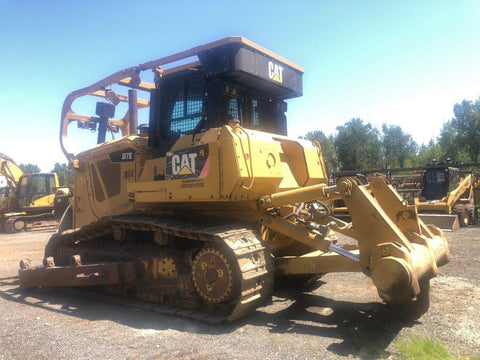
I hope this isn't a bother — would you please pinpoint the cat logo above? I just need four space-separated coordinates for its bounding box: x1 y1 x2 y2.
172 153 197 176
166 145 209 180
268 61 283 84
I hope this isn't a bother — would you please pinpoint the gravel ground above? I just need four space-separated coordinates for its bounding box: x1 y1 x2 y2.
0 228 479 360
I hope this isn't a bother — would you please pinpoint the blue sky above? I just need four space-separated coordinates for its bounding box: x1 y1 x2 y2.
1 1 479 172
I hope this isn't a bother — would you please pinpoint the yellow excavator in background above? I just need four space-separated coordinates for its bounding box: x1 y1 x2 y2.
0 153 71 233
19 37 450 321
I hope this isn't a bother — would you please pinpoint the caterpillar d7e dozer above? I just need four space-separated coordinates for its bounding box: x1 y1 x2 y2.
19 37 450 321
0 153 70 233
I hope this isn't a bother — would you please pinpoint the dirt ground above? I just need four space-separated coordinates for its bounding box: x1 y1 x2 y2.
0 228 479 360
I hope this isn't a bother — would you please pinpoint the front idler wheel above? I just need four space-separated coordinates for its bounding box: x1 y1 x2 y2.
5 218 26 233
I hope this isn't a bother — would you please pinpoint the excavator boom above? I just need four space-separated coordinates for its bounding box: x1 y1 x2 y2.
0 152 24 195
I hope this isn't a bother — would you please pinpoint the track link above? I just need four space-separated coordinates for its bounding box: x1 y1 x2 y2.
45 213 274 321
4 213 58 233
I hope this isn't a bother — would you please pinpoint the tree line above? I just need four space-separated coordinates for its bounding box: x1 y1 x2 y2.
19 163 73 187
304 97 480 173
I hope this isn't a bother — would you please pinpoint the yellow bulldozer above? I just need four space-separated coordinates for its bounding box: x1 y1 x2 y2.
0 153 71 232
19 37 450 321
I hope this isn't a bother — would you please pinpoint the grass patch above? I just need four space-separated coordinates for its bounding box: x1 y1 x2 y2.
346 325 389 359
395 337 451 360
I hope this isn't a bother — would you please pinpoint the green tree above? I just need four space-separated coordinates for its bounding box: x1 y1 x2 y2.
303 130 337 173
448 98 480 162
19 163 41 174
334 118 382 170
414 140 443 167
51 162 73 186
381 124 417 168
437 119 469 162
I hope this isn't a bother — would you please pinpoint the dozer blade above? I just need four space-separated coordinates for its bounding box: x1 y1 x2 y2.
419 214 460 231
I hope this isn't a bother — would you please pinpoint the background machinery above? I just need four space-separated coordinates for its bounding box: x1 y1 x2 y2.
0 153 70 232
19 37 450 321
331 161 480 231
415 160 479 230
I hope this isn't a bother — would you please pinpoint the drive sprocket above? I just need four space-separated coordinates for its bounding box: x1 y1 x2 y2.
192 247 236 304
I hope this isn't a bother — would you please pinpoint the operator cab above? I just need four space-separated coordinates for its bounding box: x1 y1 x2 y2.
16 173 57 208
59 37 304 163
421 165 460 200
148 41 303 155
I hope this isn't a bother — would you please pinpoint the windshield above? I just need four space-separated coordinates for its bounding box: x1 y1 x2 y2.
423 169 447 200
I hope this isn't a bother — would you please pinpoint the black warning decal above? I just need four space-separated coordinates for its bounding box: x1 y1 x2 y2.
166 144 209 180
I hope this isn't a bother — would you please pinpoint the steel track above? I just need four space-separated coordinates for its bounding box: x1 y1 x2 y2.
44 213 275 322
